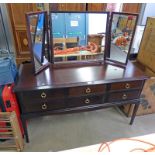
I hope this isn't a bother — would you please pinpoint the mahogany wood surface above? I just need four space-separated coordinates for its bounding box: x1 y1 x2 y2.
14 60 147 91
14 60 148 143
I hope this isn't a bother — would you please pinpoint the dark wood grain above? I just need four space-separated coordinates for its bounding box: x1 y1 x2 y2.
14 60 148 92
23 99 66 113
14 60 148 143
107 90 140 102
110 80 143 91
67 95 105 108
69 85 106 97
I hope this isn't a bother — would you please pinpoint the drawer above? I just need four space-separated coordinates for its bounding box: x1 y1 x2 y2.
22 89 65 101
23 99 65 113
67 95 104 108
69 85 106 97
110 80 143 91
107 90 140 102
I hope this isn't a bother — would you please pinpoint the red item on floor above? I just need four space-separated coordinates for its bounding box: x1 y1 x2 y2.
0 84 24 135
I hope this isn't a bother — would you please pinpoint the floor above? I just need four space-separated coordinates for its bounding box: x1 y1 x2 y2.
22 107 155 152
110 43 127 63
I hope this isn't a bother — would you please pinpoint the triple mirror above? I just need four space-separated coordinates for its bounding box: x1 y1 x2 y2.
26 11 138 74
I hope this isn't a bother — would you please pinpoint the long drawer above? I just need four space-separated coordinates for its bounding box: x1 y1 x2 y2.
110 80 143 91
21 89 65 101
69 85 106 97
67 95 105 108
107 90 141 102
23 99 65 113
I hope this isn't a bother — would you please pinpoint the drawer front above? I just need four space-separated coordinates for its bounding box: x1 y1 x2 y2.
110 80 143 91
69 85 106 97
22 89 65 101
23 99 65 113
107 90 140 102
67 95 104 108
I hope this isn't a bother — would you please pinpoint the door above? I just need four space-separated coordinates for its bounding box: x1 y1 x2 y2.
87 3 107 11
122 3 142 13
65 13 86 45
51 13 66 38
50 3 86 11
7 3 37 64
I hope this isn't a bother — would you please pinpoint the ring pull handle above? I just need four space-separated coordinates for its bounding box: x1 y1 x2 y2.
42 103 47 110
41 92 46 98
85 87 91 94
122 94 127 100
125 83 130 89
85 98 90 104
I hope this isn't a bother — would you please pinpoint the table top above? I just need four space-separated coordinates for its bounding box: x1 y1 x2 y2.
14 60 148 91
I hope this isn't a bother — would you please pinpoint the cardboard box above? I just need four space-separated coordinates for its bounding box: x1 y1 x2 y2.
137 17 155 73
122 73 155 117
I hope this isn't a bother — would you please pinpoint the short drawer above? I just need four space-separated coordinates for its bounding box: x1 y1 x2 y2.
22 89 65 101
23 99 65 113
107 90 140 102
110 80 143 91
69 85 106 97
67 95 104 108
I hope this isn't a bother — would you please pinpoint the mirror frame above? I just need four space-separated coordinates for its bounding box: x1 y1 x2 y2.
25 11 50 75
105 12 138 67
49 11 110 67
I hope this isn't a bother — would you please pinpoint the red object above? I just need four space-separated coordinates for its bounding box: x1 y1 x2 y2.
1 84 24 135
128 16 134 20
0 108 7 133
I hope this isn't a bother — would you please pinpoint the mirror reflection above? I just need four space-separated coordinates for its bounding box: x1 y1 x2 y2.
51 12 108 62
109 13 137 64
27 12 49 74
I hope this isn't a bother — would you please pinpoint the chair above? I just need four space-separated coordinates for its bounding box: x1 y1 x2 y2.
53 37 79 61
88 34 104 53
53 37 79 50
65 37 79 48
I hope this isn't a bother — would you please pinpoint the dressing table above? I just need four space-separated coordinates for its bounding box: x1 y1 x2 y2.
14 11 148 142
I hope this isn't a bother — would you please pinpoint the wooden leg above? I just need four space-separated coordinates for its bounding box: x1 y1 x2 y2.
130 103 140 125
21 117 29 143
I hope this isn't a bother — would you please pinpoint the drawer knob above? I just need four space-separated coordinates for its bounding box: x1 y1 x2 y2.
125 83 130 89
42 103 47 110
41 92 46 98
85 98 90 104
122 94 127 100
85 87 91 94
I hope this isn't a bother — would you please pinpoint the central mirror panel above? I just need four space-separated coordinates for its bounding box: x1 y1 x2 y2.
50 12 109 63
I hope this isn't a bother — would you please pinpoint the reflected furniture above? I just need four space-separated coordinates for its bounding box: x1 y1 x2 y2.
88 34 104 53
53 37 79 49
14 11 148 143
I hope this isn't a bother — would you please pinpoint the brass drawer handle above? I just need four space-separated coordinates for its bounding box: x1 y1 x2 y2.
125 83 130 89
85 87 91 94
122 94 127 100
42 103 47 110
85 98 90 104
41 92 46 98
